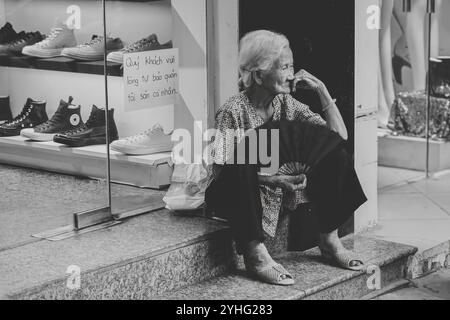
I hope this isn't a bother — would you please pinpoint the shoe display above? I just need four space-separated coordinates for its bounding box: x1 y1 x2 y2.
0 31 25 54
22 23 76 58
20 96 83 142
53 105 118 147
0 98 48 137
110 124 173 155
1 31 45 55
0 22 18 45
106 34 172 64
0 96 13 124
61 35 124 61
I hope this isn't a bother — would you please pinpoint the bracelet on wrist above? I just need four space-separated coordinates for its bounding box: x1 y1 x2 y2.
322 98 337 112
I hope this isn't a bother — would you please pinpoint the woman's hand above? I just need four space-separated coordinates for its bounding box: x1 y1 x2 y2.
291 69 334 109
291 69 325 92
274 174 307 192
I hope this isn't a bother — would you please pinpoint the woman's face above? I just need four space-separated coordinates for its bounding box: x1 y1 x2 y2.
260 46 295 94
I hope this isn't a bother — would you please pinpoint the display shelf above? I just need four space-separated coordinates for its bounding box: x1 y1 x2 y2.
378 135 450 172
0 54 123 77
0 136 173 189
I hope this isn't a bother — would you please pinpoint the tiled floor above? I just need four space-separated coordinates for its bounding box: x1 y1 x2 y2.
364 166 450 252
0 164 165 251
375 269 450 300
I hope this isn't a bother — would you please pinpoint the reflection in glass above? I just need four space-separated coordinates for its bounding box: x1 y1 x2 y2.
0 0 109 246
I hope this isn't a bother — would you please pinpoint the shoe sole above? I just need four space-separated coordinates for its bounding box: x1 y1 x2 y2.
110 142 172 155
61 49 121 61
0 130 21 137
20 130 56 142
106 53 123 64
54 135 116 147
106 44 172 65
22 47 63 58
61 52 103 61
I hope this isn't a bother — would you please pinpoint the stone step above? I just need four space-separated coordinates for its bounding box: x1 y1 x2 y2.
1 210 237 300
153 236 417 300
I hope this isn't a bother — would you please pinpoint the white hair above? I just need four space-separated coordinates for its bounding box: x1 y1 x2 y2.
238 30 290 89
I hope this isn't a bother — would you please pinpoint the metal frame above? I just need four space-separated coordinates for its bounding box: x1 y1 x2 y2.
72 0 114 231
402 0 436 178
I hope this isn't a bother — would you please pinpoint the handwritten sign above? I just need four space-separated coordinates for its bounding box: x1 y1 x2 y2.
123 48 179 111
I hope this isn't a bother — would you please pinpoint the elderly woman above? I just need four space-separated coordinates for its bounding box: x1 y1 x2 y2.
205 30 367 286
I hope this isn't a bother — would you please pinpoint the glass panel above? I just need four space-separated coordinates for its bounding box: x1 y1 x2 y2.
0 0 108 248
427 0 449 175
104 0 175 218
377 0 430 176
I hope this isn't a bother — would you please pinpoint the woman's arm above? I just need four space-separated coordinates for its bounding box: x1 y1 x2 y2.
293 69 348 141
317 86 348 141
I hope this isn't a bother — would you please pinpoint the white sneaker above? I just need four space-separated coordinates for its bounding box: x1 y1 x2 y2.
22 23 77 58
111 124 173 155
61 35 124 61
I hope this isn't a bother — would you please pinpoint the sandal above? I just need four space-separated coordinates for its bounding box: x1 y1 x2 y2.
247 263 295 286
319 246 366 271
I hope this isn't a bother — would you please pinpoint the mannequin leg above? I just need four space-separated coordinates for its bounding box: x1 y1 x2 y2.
406 0 427 91
430 0 442 58
378 66 391 128
392 1 410 86
393 0 407 34
379 0 396 128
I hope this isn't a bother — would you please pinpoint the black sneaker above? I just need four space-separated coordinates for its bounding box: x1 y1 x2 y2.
20 96 83 141
0 98 48 137
53 105 118 147
0 95 12 124
0 31 25 54
0 22 17 44
4 31 45 55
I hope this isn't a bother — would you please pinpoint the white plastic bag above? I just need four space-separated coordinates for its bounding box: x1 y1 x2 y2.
163 163 209 211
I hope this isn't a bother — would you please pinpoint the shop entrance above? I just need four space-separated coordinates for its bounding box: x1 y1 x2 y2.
239 0 356 250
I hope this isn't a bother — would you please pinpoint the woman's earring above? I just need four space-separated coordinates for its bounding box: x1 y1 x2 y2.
254 71 263 85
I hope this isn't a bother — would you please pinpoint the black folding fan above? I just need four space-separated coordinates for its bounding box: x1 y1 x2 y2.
253 118 344 177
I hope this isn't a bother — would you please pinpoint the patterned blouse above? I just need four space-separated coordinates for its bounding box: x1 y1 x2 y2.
210 92 326 237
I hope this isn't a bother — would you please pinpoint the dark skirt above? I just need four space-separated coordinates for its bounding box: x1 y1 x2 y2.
206 119 367 254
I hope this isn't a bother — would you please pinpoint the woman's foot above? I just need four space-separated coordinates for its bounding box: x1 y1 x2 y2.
243 241 295 286
318 231 365 271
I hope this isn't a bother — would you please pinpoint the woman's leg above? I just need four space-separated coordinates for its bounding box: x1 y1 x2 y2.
206 164 293 284
206 164 265 254
308 147 366 233
307 147 367 264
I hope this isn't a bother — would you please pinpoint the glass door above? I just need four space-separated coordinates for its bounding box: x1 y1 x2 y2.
0 0 110 245
426 0 450 175
378 0 436 177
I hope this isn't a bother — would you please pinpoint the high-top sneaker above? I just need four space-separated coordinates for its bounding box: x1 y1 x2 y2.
20 96 83 141
22 22 77 58
106 34 172 64
110 124 173 155
0 98 48 137
0 96 13 125
61 35 124 61
0 22 17 44
0 31 25 54
53 105 118 147
4 31 45 55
